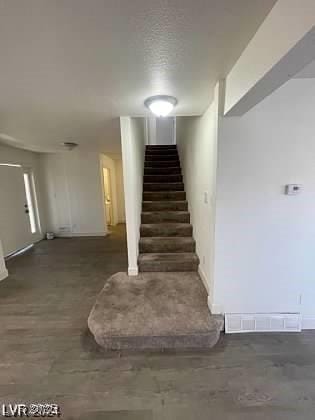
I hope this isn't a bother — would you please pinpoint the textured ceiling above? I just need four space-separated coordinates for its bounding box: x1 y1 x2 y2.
0 0 276 152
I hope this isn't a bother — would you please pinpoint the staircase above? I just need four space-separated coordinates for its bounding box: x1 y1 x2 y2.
138 144 199 272
88 144 224 350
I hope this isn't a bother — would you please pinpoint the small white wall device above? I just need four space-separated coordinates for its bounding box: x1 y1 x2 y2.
285 184 302 195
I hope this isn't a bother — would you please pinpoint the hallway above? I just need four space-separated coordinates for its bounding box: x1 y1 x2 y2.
1 225 315 419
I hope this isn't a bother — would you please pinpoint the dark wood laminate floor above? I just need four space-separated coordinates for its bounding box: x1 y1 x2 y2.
1 224 315 419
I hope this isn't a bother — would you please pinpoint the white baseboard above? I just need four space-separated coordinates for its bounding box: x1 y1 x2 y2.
56 231 107 238
302 317 315 330
225 313 302 334
128 266 138 276
0 268 8 282
198 266 209 293
207 297 223 315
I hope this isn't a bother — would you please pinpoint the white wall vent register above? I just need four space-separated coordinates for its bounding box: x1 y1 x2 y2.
225 313 301 333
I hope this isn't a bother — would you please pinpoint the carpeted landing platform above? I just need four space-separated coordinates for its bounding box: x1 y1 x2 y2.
88 272 223 350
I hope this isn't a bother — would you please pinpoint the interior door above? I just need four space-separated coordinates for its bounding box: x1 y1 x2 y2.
0 165 33 256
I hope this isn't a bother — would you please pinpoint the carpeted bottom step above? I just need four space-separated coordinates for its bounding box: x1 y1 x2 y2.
138 252 199 272
88 272 223 350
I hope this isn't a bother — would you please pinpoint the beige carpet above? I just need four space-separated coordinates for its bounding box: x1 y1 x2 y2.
88 272 223 350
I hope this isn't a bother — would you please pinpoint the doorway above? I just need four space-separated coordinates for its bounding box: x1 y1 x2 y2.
102 167 113 227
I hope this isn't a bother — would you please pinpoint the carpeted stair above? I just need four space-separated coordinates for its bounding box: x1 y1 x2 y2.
139 145 199 272
88 272 223 350
88 145 223 351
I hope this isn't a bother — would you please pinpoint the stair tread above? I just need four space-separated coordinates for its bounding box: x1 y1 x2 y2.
140 236 195 241
140 146 199 272
139 252 199 261
142 200 187 203
141 222 191 227
143 182 184 191
139 237 196 253
143 191 186 200
142 211 189 215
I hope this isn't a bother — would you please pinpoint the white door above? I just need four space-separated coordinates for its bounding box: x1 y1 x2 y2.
0 165 33 256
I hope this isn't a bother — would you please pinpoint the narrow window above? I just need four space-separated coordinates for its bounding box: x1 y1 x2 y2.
23 172 37 234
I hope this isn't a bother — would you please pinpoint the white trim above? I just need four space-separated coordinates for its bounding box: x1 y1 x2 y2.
128 266 138 276
225 313 302 334
0 268 8 281
173 117 177 144
56 231 107 238
302 317 315 330
5 244 34 260
198 266 209 293
207 296 223 315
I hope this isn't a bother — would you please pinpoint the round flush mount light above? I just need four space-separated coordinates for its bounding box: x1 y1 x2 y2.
144 95 177 117
62 141 78 151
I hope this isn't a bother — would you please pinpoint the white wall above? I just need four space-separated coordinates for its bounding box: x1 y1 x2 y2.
214 78 315 324
147 117 175 145
0 239 8 281
147 117 157 145
0 144 46 240
120 117 145 275
224 0 315 115
40 151 106 236
176 83 219 302
156 117 175 145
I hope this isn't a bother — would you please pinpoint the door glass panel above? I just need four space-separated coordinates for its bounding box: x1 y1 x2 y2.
23 172 37 234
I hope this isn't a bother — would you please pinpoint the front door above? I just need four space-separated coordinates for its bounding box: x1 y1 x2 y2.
0 165 34 256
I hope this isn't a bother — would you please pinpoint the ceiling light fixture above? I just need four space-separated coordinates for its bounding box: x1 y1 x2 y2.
144 95 177 117
62 141 78 151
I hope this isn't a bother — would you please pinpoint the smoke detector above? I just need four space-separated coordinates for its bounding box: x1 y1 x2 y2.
62 141 78 151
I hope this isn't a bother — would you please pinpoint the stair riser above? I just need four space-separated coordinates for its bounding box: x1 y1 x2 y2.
143 183 184 192
139 260 199 272
145 155 179 161
142 202 188 211
145 150 178 155
96 332 220 350
141 212 190 223
143 192 186 201
139 239 195 253
145 161 180 168
146 145 177 150
144 168 181 175
144 175 183 183
140 225 192 237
